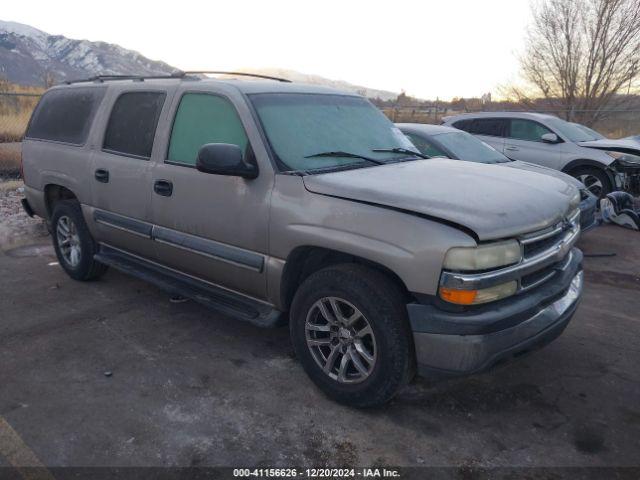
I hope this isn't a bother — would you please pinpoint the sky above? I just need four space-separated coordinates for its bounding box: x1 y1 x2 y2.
3 0 533 100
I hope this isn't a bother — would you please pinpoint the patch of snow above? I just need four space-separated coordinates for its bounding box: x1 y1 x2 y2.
0 20 48 48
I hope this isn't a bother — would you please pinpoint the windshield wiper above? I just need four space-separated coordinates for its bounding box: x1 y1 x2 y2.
304 151 386 165
372 147 430 159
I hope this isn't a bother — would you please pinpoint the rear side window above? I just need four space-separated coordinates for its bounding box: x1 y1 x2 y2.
103 91 166 159
26 87 106 145
452 119 473 132
167 93 248 166
468 118 507 137
508 119 552 142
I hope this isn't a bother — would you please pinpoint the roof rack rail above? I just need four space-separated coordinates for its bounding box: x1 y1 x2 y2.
61 70 292 85
180 71 292 83
63 71 185 85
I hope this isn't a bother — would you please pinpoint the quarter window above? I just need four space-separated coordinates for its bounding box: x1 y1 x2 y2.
103 91 166 159
26 87 106 145
508 119 553 142
167 93 249 166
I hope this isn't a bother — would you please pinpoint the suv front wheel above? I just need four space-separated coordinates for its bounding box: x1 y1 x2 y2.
290 264 414 407
51 200 108 281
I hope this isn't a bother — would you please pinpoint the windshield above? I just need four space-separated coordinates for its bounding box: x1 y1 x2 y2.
571 122 606 140
432 131 510 163
545 117 601 142
249 93 417 172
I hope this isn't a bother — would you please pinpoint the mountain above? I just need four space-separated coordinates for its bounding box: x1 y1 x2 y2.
235 68 400 101
0 20 403 101
0 20 177 85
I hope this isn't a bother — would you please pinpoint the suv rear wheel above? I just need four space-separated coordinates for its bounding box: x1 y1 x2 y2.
571 166 612 198
52 200 108 281
290 264 414 407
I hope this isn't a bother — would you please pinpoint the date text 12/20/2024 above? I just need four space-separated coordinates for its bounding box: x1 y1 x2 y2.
233 468 401 478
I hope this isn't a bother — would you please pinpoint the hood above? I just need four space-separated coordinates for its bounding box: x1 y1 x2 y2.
303 159 578 241
578 138 640 154
501 160 585 189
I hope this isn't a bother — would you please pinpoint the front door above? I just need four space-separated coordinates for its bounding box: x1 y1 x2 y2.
503 119 571 169
150 91 272 299
89 90 167 258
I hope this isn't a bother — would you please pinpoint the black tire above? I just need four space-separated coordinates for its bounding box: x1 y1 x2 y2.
51 200 108 281
570 166 612 199
290 264 414 408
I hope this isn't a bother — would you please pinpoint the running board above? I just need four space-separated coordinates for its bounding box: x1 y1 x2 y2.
95 245 284 328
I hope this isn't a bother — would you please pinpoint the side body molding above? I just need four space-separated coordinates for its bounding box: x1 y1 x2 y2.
91 208 265 272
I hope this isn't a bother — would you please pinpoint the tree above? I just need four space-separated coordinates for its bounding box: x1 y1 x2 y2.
513 0 640 125
0 75 9 92
42 70 56 88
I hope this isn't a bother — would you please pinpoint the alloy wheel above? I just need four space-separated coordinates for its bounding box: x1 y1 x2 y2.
305 297 377 384
56 215 82 267
577 173 604 197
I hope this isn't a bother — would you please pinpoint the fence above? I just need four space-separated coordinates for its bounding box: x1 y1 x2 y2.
0 92 41 173
380 105 640 139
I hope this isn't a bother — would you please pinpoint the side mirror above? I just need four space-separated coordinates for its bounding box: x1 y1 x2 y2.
196 143 258 179
541 133 560 144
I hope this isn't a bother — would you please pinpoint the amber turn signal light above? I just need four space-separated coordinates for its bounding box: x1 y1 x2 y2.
438 287 478 305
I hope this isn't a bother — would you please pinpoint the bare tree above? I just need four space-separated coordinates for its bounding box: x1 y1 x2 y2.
42 70 56 89
511 0 640 125
0 75 9 92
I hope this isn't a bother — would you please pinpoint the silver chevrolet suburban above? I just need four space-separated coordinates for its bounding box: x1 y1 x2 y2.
21 73 584 407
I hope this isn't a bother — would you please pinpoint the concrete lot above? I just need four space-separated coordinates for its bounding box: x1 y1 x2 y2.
0 222 639 471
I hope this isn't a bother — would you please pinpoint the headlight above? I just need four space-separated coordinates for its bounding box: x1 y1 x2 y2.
443 240 522 271
606 151 640 164
439 281 518 305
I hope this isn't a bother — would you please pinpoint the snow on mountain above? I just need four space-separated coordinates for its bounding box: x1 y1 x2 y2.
0 20 177 85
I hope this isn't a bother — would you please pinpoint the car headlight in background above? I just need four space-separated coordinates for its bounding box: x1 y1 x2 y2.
443 240 522 271
605 151 640 164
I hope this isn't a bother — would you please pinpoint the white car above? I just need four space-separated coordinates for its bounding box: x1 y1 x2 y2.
442 112 640 197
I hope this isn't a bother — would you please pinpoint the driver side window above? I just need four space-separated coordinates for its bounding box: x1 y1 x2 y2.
509 119 552 142
167 93 249 166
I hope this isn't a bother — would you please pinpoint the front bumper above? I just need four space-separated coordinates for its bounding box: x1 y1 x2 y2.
408 248 583 377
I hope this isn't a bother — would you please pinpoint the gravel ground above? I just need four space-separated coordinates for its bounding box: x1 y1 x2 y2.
1 179 638 478
0 180 48 247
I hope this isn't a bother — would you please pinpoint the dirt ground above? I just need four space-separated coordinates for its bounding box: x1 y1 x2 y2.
0 181 638 477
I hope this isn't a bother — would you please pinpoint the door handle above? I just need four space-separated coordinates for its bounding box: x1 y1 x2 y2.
154 179 173 197
505 146 519 151
94 168 109 183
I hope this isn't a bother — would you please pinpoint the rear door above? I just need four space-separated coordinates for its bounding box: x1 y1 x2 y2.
454 118 507 152
89 89 168 258
504 118 571 169
149 88 272 300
